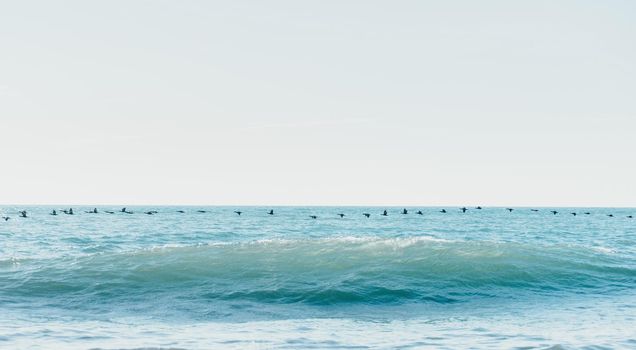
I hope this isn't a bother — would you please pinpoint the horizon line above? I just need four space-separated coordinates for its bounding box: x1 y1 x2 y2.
1 203 635 208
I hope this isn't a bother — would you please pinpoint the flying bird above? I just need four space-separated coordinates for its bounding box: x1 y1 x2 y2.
416 210 423 215
363 213 370 218
460 207 468 213
506 208 514 212
382 210 388 216
440 209 447 213
268 210 274 215
234 211 242 216
551 211 558 215
338 213 345 218
309 215 317 219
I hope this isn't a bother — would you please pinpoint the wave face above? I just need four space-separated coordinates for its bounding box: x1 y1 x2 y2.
1 206 636 348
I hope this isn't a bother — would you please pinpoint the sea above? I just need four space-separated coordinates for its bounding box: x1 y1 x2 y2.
1 206 635 349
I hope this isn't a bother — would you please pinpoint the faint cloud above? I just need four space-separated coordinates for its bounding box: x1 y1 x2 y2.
242 116 375 131
0 85 20 97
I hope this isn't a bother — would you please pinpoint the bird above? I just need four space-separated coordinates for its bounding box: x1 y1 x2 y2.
460 207 468 213
120 208 133 214
234 211 242 216
363 213 370 218
309 215 317 219
105 211 115 214
197 210 206 213
628 215 633 219
63 208 74 215
382 210 388 216
584 212 591 215
531 209 539 212
19 211 27 218
506 208 514 212
338 213 345 218
416 210 423 215
440 209 447 213
177 210 185 213
571 212 577 216
402 209 408 215
85 208 98 214
551 211 558 215
2 216 9 221
608 214 614 218
144 211 154 215
50 210 58 216
475 206 483 210
268 210 274 215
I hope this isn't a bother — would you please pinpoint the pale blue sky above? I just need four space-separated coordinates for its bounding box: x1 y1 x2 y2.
1 1 635 206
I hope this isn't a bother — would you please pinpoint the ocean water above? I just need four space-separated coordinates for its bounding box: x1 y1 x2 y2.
1 206 635 349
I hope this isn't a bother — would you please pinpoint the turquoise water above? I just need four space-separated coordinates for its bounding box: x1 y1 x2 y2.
1 206 635 349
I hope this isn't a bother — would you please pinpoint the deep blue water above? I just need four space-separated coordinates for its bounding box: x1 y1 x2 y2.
1 206 635 349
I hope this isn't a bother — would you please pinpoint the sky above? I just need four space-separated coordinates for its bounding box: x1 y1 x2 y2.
1 0 635 206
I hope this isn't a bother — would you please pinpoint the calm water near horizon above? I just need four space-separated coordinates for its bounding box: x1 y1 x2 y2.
1 206 635 349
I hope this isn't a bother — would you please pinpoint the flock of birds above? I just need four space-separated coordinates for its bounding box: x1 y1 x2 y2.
1 207 634 221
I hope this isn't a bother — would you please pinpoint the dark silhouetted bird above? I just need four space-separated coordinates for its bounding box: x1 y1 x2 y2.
338 213 345 218
382 210 388 216
571 213 577 216
551 211 558 215
19 211 27 218
531 209 539 212
268 210 274 215
177 210 185 213
2 216 9 221
416 210 423 215
628 215 633 219
402 209 408 215
363 213 370 218
460 207 467 213
197 210 206 213
440 209 447 213
475 206 482 210
50 210 57 216
309 215 317 219
506 208 514 212
584 212 591 215
234 211 242 216
608 214 614 217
